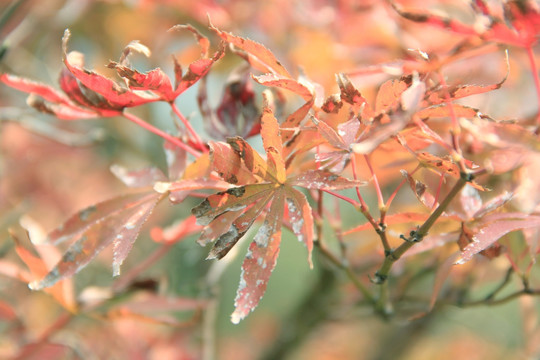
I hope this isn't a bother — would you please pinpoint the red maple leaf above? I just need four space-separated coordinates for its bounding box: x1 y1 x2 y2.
108 24 225 103
192 103 364 323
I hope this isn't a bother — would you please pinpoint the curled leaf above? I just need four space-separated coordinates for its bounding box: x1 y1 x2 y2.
210 21 291 77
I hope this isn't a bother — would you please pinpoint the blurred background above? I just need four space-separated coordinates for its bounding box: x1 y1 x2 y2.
0 0 539 359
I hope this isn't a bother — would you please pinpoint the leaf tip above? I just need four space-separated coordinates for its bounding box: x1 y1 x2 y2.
154 181 171 193
62 29 71 55
207 13 216 29
230 311 243 324
28 280 42 291
112 262 121 277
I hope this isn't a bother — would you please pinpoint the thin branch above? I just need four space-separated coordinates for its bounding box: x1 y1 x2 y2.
315 242 375 305
456 289 540 308
485 267 514 301
373 174 468 284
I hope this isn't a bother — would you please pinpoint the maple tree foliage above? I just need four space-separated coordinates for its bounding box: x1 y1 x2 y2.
192 100 364 322
2 0 540 358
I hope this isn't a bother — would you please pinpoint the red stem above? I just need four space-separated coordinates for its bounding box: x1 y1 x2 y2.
350 155 381 230
436 71 467 172
363 154 384 209
350 155 370 210
432 172 445 210
122 111 201 158
525 45 540 127
323 190 360 208
170 102 207 152
384 165 420 220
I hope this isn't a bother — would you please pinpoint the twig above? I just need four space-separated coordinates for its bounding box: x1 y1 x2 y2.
371 174 469 316
315 242 375 305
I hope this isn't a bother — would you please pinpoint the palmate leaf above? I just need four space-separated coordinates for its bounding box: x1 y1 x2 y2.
62 30 159 109
209 23 317 150
29 191 161 291
252 73 315 152
350 73 425 155
192 105 364 323
414 152 486 191
108 25 225 102
311 116 362 172
9 230 76 311
30 142 194 291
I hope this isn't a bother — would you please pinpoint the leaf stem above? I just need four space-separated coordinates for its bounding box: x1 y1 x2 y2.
436 71 467 172
385 165 420 218
123 111 201 158
432 172 445 210
350 155 381 231
350 155 370 210
170 102 207 152
364 154 384 210
402 288 540 309
525 45 540 128
322 190 360 208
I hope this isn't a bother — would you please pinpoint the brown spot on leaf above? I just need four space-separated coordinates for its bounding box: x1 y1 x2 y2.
228 174 238 184
226 186 246 197
192 199 211 218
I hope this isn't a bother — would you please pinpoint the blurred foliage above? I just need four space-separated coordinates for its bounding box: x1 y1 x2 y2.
1 0 540 359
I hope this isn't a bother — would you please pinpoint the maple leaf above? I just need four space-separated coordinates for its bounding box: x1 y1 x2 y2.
28 141 217 291
191 104 364 323
311 116 361 172
209 22 317 152
108 24 225 103
28 190 162 291
0 29 160 120
394 0 540 48
5 227 76 311
351 73 426 155
61 29 160 110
